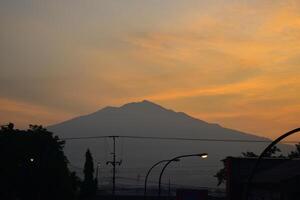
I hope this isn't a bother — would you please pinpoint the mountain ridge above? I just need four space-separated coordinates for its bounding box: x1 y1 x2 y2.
48 100 269 141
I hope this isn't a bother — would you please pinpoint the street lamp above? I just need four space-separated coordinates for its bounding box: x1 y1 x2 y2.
144 159 180 197
200 154 208 159
158 153 208 197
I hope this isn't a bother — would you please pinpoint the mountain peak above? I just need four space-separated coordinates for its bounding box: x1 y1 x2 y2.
120 100 166 111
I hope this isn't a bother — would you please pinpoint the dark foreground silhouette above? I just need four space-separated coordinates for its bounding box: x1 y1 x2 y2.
0 123 77 200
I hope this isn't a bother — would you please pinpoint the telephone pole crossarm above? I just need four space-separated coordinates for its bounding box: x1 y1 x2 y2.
106 136 122 197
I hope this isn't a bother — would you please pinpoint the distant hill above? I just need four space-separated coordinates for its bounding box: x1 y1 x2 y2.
48 100 290 190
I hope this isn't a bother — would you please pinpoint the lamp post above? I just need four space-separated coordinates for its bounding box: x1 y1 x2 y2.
158 153 208 197
96 162 100 179
244 128 300 200
144 159 180 197
95 162 100 188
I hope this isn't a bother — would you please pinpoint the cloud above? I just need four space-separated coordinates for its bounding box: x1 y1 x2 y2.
0 97 74 128
124 1 300 138
1 0 300 138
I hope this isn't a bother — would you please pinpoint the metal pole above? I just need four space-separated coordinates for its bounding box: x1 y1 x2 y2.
168 178 171 199
144 160 173 197
96 162 100 188
112 136 116 197
96 163 99 179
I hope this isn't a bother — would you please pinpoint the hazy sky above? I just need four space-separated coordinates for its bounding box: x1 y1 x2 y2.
1 0 300 139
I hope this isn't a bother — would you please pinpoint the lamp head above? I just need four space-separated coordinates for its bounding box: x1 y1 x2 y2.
199 153 208 159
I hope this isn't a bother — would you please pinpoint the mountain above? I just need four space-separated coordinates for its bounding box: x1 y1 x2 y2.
49 100 266 139
47 100 289 190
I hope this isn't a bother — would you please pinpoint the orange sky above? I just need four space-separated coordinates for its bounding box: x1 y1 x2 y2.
1 0 300 139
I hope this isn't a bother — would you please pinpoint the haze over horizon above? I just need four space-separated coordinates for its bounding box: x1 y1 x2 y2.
1 0 300 139
49 99 291 188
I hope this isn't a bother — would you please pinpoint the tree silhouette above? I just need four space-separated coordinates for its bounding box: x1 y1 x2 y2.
80 149 97 199
288 142 300 158
214 145 283 186
0 123 76 200
263 145 282 157
71 171 82 197
241 151 259 157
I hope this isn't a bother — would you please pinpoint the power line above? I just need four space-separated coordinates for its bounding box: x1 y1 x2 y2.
62 135 110 140
122 136 271 143
61 135 299 144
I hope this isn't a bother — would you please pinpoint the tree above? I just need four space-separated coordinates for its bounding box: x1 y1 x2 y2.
80 149 97 199
214 145 282 186
264 146 282 157
288 142 300 158
71 171 82 196
0 123 76 200
214 160 227 186
241 146 283 158
241 151 258 158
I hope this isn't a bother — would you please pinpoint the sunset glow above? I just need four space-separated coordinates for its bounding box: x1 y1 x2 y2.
1 0 300 139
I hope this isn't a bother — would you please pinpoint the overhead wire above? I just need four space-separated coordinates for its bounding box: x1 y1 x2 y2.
61 135 299 144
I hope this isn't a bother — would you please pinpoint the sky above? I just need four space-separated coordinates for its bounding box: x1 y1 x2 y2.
1 0 300 139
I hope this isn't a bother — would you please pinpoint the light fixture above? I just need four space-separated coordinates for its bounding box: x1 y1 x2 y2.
200 154 208 159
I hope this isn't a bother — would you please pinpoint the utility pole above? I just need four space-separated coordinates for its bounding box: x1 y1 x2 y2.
168 178 171 199
106 136 122 198
95 162 100 188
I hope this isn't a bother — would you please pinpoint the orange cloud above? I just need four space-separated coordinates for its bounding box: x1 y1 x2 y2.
1 0 300 139
0 97 74 128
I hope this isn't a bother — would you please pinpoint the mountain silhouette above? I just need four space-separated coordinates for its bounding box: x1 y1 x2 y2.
49 100 264 139
48 100 289 189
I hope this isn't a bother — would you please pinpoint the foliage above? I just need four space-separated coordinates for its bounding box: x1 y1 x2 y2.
0 123 77 200
263 146 283 157
288 143 300 158
214 145 285 186
71 171 82 195
80 149 97 199
241 151 258 157
214 159 227 186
